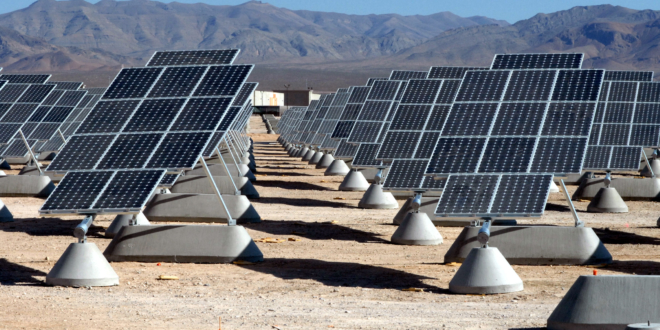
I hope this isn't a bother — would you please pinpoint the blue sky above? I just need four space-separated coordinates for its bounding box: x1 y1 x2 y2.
5 0 660 23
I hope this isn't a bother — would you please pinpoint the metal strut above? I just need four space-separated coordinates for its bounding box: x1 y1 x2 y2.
560 179 583 228
200 156 236 226
74 215 95 243
642 149 655 178
18 130 43 176
216 147 240 195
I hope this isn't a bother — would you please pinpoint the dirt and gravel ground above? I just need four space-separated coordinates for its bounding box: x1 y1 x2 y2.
1 116 660 329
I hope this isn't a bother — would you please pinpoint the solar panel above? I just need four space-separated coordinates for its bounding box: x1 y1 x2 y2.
0 74 50 84
351 143 383 167
367 78 388 86
491 53 583 70
428 67 488 79
147 49 239 67
41 170 165 214
426 68 604 176
0 78 88 158
346 80 401 144
389 71 428 81
604 71 653 82
50 81 84 90
584 75 660 170
40 50 254 216
434 174 552 218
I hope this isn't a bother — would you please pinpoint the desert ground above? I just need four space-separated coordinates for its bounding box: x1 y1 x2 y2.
1 116 660 329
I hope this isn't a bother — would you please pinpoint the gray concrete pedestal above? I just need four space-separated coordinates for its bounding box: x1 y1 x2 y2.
358 183 399 209
316 153 335 169
143 193 261 223
296 147 309 158
324 159 350 176
449 247 524 294
46 243 119 287
170 175 259 199
587 187 629 213
0 175 55 197
187 164 256 182
548 275 660 330
105 213 150 238
104 225 263 263
391 212 443 245
308 151 323 165
445 226 612 265
302 149 315 161
641 159 660 178
338 170 370 191
573 178 660 201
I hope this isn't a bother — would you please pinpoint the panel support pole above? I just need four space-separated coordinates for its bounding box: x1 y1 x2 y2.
216 146 240 195
200 156 235 226
560 179 583 228
18 130 42 176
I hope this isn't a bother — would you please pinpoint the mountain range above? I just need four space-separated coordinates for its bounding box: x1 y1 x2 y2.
0 1 659 89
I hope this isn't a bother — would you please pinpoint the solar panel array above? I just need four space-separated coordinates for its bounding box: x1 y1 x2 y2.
585 71 656 171
381 67 484 191
425 67 604 176
332 86 372 159
0 75 66 158
426 53 603 218
40 49 255 215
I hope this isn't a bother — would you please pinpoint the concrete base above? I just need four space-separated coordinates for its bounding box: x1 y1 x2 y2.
325 159 350 176
573 178 660 201
550 180 560 193
0 175 55 197
296 147 309 158
170 175 259 199
0 199 13 222
587 187 629 213
143 193 261 223
449 247 524 294
288 148 299 157
391 212 443 245
357 183 399 209
548 275 660 330
626 324 660 330
563 172 593 185
46 243 119 287
37 152 56 161
393 197 517 227
104 225 264 263
444 226 612 265
309 151 323 165
105 213 150 238
187 164 256 182
5 156 28 164
0 160 9 170
640 159 660 178
302 149 315 161
338 170 370 191
17 165 61 183
316 153 335 169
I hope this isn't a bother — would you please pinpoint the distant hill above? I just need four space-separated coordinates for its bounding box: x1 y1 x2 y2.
360 5 660 73
0 0 507 66
2 2 660 90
